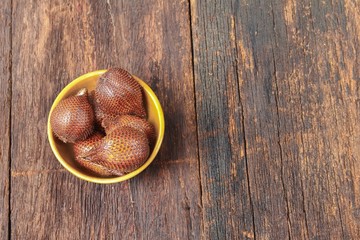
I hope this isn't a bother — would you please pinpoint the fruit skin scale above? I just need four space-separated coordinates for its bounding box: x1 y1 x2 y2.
73 132 122 177
73 132 104 156
95 68 147 118
50 88 94 143
81 126 150 175
103 115 156 145
89 90 117 130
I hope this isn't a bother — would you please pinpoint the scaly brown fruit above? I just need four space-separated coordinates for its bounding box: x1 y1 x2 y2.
81 127 150 174
103 115 156 145
73 132 122 176
50 88 94 143
95 68 146 118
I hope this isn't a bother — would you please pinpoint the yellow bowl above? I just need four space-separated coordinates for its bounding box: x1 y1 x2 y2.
47 70 165 184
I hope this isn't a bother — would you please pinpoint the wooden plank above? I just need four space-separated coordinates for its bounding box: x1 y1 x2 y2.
11 171 137 239
232 1 297 238
10 1 135 238
190 0 255 239
231 1 310 238
271 0 360 238
192 0 360 239
90 0 202 238
0 0 11 238
11 0 200 239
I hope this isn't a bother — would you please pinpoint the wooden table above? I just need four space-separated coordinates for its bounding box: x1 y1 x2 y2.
1 0 359 239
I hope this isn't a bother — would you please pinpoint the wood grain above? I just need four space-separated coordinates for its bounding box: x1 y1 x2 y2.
10 1 135 238
90 0 202 238
190 0 255 239
192 0 360 239
6 0 360 239
10 0 200 239
11 171 138 239
0 0 11 239
276 1 360 238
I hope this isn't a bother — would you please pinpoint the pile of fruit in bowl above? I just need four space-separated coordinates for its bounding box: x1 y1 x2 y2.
50 68 156 177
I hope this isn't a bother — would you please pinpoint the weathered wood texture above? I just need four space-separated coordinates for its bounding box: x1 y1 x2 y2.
10 0 200 239
4 0 360 239
190 0 255 239
0 0 11 239
192 0 360 239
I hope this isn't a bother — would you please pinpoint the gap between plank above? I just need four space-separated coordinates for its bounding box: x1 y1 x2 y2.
10 159 195 178
187 0 205 237
270 2 292 239
11 169 67 177
231 14 257 240
7 0 13 239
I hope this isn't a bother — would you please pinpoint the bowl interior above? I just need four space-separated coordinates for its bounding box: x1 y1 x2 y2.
47 70 164 184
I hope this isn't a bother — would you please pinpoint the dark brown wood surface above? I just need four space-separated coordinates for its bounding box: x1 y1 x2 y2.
0 0 11 238
1 0 360 239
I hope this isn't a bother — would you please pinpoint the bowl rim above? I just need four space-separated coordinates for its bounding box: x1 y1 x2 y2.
47 69 165 184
